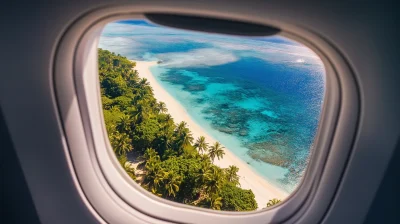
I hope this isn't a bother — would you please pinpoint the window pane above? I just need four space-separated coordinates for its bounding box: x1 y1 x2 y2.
98 19 325 211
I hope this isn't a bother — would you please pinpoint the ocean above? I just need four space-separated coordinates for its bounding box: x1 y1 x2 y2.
99 20 325 193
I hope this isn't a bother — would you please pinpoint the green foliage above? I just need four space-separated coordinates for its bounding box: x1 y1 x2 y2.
109 130 133 155
224 165 240 186
266 198 282 207
219 183 258 211
210 195 223 210
103 108 125 130
204 166 225 195
118 154 136 180
162 171 182 198
157 101 168 113
159 156 202 201
208 141 225 163
132 118 160 151
99 48 258 211
194 136 209 153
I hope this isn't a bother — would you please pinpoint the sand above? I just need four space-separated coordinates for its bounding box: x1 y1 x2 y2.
133 61 288 209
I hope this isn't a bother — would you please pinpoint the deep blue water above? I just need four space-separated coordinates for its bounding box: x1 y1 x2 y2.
100 20 325 193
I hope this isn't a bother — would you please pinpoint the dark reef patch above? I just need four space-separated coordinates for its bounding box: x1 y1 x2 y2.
184 83 206 92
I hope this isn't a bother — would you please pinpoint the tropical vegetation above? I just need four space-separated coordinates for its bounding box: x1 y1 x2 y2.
266 198 282 207
99 48 258 211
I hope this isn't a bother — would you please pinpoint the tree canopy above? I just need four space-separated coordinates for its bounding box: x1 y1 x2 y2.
99 48 258 211
219 183 258 211
266 198 282 208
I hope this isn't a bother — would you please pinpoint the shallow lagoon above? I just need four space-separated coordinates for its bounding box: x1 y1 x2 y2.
100 21 325 193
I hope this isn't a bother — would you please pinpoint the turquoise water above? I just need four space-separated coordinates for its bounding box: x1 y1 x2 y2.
100 20 325 193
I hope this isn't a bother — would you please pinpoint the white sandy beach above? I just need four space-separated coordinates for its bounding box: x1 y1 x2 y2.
133 61 288 209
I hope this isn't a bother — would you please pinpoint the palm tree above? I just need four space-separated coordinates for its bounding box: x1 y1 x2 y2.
194 136 208 153
132 104 150 123
199 153 211 162
126 69 139 84
134 78 151 93
174 122 194 153
110 131 132 155
266 198 282 207
143 157 163 195
150 170 165 196
210 195 223 210
176 121 188 135
144 155 161 174
116 114 132 132
162 171 182 198
157 130 173 154
225 165 240 186
208 142 225 163
157 101 168 113
204 166 224 195
140 148 158 164
148 98 157 109
133 78 152 102
133 90 147 102
195 160 213 188
138 78 150 88
180 129 194 149
165 114 174 124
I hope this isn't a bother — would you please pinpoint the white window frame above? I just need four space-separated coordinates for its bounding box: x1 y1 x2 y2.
53 5 359 224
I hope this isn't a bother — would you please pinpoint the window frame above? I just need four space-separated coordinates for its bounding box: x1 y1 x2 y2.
54 6 359 224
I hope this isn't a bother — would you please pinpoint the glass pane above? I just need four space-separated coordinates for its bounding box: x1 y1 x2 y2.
98 19 325 211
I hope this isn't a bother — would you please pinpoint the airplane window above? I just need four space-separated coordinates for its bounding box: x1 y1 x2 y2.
98 19 325 211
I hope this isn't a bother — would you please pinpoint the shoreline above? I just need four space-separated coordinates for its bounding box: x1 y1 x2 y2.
133 60 288 209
